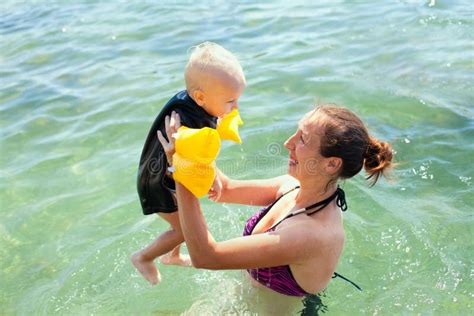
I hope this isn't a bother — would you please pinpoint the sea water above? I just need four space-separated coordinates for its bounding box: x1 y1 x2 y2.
1 1 472 315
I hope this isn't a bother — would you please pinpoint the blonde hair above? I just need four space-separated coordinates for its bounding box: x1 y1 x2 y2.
185 42 246 94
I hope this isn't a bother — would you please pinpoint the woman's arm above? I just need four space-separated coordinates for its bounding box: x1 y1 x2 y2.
215 169 299 206
156 111 298 207
176 182 318 269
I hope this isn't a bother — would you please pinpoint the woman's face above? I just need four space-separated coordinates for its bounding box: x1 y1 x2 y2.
284 111 325 179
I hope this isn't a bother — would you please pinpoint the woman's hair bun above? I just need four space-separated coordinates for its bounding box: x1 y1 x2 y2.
364 137 393 186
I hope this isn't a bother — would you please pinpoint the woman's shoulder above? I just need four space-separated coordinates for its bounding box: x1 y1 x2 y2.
289 209 345 250
279 212 344 246
274 215 343 267
275 175 300 198
311 211 345 247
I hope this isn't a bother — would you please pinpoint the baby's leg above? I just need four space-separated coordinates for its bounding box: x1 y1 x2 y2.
159 243 192 267
158 212 192 267
131 211 188 285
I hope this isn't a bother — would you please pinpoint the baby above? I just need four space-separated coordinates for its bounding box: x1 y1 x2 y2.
132 42 246 285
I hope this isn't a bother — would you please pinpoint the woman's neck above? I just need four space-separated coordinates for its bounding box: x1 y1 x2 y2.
295 178 337 209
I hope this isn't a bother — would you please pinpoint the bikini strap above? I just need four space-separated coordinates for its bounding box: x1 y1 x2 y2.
283 185 300 197
335 187 348 212
305 186 347 216
332 272 362 291
265 186 300 209
270 186 348 229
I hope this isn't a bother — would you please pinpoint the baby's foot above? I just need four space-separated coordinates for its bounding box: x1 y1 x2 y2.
159 253 192 267
131 252 161 285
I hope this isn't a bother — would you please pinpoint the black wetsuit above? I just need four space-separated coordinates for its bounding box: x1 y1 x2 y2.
137 90 217 215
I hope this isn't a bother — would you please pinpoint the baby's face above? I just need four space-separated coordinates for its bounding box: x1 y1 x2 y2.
202 72 245 118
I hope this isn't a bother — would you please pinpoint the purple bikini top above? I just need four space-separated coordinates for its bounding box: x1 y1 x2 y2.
242 186 347 297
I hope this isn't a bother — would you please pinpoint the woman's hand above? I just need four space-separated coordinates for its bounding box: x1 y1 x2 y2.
208 174 223 202
157 111 181 164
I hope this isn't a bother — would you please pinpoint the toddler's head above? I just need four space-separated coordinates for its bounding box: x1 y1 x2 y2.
185 42 246 118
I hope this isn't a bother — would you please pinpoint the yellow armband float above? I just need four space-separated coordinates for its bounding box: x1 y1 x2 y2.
216 108 244 144
172 126 221 198
172 109 244 197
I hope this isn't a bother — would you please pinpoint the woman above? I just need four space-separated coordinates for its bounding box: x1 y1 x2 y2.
158 105 393 297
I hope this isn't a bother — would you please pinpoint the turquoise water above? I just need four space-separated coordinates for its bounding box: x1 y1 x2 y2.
1 1 473 315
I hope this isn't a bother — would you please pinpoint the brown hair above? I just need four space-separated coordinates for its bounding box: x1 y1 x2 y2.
315 105 393 186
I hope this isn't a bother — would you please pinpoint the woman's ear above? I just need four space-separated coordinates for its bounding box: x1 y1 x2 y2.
325 157 342 175
193 89 205 107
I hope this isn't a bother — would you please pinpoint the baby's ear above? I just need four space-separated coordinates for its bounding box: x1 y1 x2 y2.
193 89 205 106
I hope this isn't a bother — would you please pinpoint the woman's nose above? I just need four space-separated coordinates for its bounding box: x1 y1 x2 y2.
284 137 293 150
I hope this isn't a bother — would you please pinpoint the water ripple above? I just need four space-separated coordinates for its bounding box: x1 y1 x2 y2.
1 1 473 314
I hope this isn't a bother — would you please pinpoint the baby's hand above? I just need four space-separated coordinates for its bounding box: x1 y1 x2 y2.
157 111 181 164
208 175 222 202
